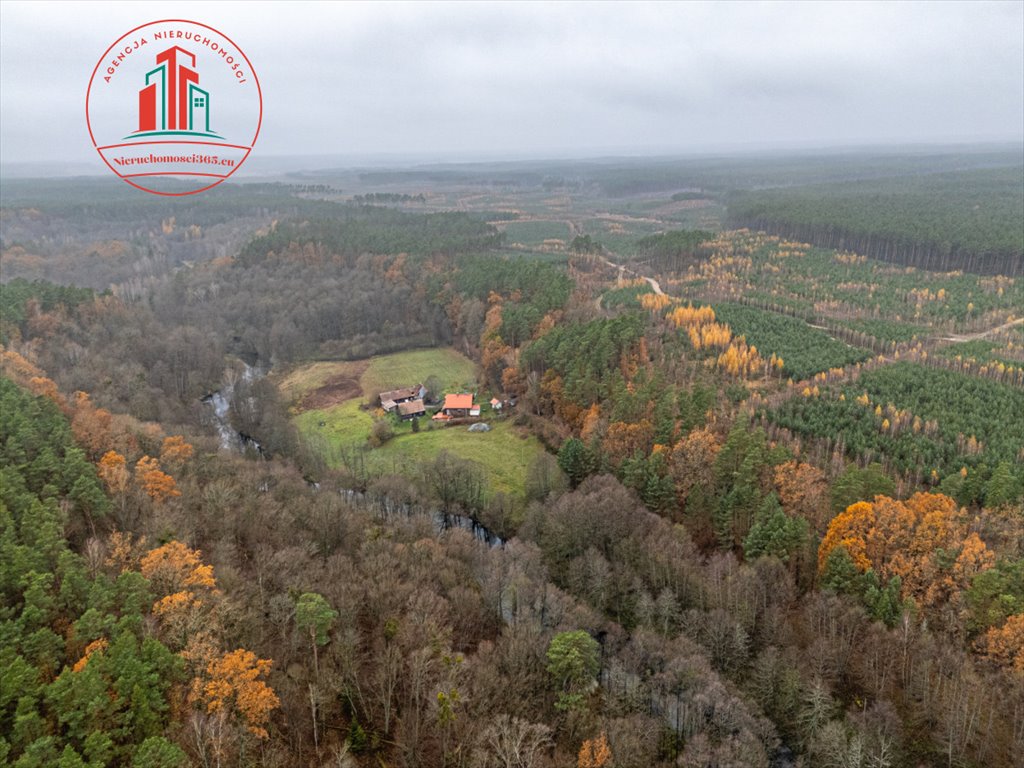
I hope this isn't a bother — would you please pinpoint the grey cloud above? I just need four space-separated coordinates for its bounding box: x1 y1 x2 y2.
1 0 1021 165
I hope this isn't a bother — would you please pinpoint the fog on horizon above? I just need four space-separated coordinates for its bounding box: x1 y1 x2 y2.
1 0 1022 170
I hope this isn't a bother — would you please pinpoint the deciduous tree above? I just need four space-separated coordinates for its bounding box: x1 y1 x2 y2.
578 731 612 767
135 456 180 503
194 649 279 739
159 436 193 470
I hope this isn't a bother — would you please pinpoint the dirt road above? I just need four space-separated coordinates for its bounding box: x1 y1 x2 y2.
602 258 665 296
939 317 1023 343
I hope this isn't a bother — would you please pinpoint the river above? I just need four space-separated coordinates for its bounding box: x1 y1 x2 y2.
201 360 267 455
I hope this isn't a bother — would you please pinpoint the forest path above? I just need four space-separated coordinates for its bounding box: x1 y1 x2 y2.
938 316 1023 343
601 257 665 295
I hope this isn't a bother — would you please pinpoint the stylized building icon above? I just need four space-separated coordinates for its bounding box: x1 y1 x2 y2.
136 46 217 136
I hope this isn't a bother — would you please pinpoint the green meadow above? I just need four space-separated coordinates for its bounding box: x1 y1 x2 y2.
280 348 545 501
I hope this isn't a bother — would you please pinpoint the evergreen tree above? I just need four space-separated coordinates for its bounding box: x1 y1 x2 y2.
558 438 596 488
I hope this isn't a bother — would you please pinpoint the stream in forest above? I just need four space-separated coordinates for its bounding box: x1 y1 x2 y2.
201 360 267 456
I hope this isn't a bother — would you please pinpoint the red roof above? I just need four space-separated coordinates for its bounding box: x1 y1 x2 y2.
443 393 474 410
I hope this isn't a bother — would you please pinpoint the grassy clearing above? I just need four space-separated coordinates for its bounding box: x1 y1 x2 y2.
369 421 543 499
275 360 367 406
359 348 477 401
299 405 544 502
284 348 543 501
277 348 477 412
295 400 374 447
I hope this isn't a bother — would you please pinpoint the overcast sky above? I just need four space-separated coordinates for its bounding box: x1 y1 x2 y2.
1 0 1022 168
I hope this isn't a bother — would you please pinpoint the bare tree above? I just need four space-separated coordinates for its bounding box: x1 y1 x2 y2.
474 714 552 768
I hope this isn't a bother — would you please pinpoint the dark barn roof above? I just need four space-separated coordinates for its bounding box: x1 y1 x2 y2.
398 399 426 417
379 386 419 404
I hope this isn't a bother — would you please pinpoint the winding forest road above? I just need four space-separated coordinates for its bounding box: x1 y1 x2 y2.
602 257 665 295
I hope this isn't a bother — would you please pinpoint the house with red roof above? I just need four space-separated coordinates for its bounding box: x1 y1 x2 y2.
441 393 474 417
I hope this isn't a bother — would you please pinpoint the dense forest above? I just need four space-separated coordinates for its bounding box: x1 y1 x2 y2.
727 168 1024 276
5 339 1023 767
0 181 358 288
766 363 1024 506
661 229 1023 339
351 148 1022 198
2 153 1023 768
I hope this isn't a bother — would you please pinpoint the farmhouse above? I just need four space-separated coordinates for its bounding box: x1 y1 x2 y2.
397 399 426 421
490 397 502 411
378 385 421 413
441 393 474 417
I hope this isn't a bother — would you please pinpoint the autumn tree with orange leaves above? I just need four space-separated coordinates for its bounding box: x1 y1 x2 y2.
98 450 130 495
481 300 511 386
194 649 280 739
135 455 180 503
774 460 830 533
141 540 216 595
501 365 525 398
602 420 654 467
70 391 113 460
669 427 720 528
578 731 613 767
819 492 996 619
98 450 137 527
105 530 148 573
159 435 194 470
28 375 63 407
1 349 69 411
977 614 1024 674
139 541 279 756
141 541 219 652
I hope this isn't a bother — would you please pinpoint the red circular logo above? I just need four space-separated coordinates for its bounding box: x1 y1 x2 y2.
86 19 262 196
